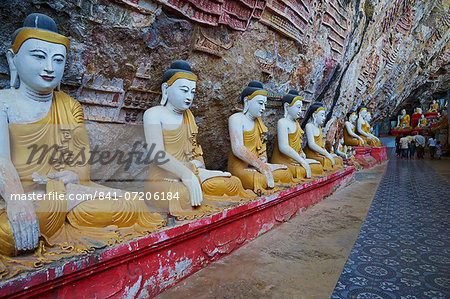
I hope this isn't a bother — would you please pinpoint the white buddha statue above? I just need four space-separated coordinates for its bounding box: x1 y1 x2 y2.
0 14 164 264
271 89 323 180
344 110 364 146
395 109 411 130
228 81 294 194
335 138 348 159
357 106 382 145
303 101 343 171
143 61 255 220
364 112 382 146
427 100 439 112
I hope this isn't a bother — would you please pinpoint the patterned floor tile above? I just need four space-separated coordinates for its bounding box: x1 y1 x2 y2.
332 157 450 298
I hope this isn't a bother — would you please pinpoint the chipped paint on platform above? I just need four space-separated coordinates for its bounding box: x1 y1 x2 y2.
123 274 142 299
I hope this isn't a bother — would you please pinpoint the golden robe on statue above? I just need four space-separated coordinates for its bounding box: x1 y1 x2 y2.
396 114 411 130
145 109 255 221
304 127 343 171
271 121 324 180
228 117 294 193
362 123 382 147
0 91 165 278
344 125 364 147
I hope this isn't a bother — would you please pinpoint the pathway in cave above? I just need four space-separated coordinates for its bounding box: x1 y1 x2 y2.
332 157 450 298
156 163 387 298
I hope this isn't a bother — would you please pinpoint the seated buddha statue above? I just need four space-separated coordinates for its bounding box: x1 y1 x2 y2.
357 106 380 146
344 110 364 146
395 109 412 130
0 14 165 262
271 89 323 180
303 101 343 171
335 138 348 159
228 81 294 194
418 114 427 128
144 61 255 220
427 100 439 112
364 112 382 146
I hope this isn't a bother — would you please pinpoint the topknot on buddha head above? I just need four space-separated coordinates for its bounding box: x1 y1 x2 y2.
11 13 69 55
240 81 267 103
162 60 197 86
282 89 303 105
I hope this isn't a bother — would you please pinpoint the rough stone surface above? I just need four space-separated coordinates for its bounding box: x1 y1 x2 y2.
0 0 448 180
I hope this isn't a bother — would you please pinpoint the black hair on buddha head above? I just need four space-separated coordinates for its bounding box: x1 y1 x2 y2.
240 80 265 102
302 100 324 128
12 13 59 44
282 89 300 105
162 60 195 84
357 102 367 114
346 110 356 120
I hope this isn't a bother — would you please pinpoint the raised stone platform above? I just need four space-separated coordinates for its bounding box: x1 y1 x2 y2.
354 146 387 168
0 167 355 298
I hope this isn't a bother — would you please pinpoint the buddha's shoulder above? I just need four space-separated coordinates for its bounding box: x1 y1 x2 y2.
277 118 290 126
228 112 244 123
143 106 166 122
305 122 314 130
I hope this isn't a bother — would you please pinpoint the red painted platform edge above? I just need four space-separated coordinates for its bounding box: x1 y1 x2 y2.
0 167 355 298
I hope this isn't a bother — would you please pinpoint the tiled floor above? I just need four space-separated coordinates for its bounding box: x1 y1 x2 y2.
332 157 450 299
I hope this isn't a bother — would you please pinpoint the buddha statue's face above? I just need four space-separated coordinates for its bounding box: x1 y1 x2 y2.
359 109 367 118
11 38 66 92
349 113 357 123
286 100 303 119
313 109 326 126
366 113 372 122
246 94 266 118
401 109 406 116
164 78 196 111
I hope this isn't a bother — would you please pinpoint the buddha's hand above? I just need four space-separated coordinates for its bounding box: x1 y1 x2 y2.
197 169 231 183
327 153 335 166
181 172 203 207
6 200 40 253
47 170 80 185
268 163 287 172
301 161 311 178
259 164 274 188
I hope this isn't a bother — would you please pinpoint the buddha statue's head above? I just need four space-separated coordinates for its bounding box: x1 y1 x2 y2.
366 112 372 122
347 110 357 123
305 101 326 127
358 105 367 118
415 107 422 114
7 13 69 92
282 89 303 119
240 81 267 118
161 60 197 111
401 109 406 116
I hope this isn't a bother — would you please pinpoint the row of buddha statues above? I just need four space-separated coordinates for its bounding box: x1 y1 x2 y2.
394 100 445 130
0 14 382 274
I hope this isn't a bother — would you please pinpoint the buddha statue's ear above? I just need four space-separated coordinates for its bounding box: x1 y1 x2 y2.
160 82 169 106
283 102 289 118
6 50 18 89
243 96 249 114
